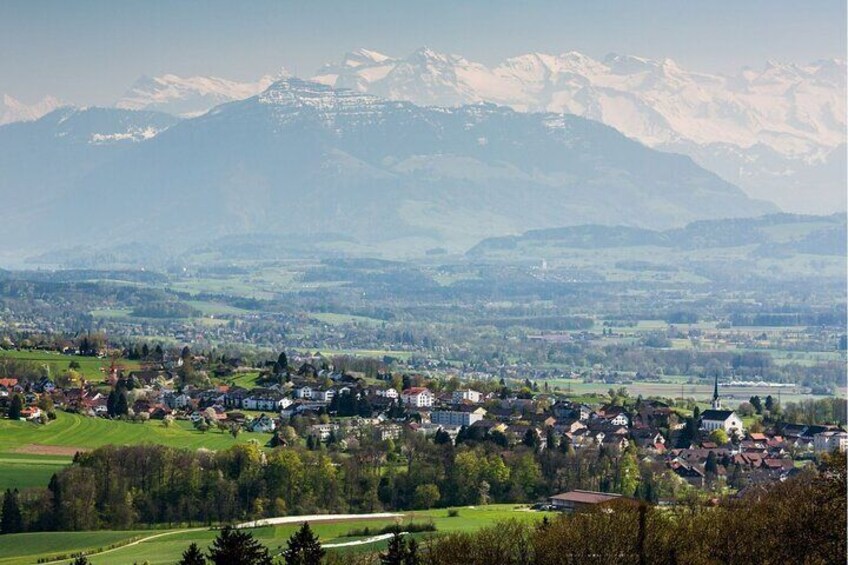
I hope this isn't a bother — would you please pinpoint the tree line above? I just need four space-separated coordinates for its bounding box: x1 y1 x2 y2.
157 453 845 564
3 431 656 533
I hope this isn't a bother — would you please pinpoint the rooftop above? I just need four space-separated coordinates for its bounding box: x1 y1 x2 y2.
549 489 624 504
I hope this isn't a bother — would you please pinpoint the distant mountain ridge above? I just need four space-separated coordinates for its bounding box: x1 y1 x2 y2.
0 77 774 257
4 48 843 212
468 213 847 256
312 48 846 213
116 72 284 117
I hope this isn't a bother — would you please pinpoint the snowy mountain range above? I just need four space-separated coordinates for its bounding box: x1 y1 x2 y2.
0 93 66 125
84 48 844 213
0 78 773 257
116 72 284 117
311 48 846 213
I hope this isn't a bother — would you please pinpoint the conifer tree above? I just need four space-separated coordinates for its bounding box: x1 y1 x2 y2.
1 489 23 534
207 526 272 565
283 522 325 565
178 542 207 565
380 529 407 565
404 538 421 565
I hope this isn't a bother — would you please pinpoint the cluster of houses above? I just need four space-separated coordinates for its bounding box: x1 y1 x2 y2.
1 367 845 491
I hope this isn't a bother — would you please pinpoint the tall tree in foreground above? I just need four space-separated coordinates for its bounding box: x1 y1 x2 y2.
1 489 23 534
404 538 421 565
381 528 421 565
207 526 273 565
380 529 407 565
283 522 325 565
179 542 207 565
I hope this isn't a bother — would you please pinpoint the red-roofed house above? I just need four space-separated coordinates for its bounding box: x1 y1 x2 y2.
401 387 434 408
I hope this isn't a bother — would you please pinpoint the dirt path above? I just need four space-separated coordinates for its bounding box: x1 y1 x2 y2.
235 512 403 529
38 527 207 565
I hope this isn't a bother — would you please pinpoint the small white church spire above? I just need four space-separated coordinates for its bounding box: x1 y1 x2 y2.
711 374 721 410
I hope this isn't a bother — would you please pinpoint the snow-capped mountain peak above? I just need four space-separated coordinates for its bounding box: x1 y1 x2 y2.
342 48 393 67
307 47 846 212
1 93 66 125
116 71 284 117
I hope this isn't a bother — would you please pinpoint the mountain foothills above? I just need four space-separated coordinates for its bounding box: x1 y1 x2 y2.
469 213 847 258
0 78 774 258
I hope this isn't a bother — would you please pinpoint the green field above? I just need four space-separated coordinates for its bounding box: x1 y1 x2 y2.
0 506 547 565
0 453 70 490
0 350 141 381
546 378 838 405
0 412 270 490
0 530 150 565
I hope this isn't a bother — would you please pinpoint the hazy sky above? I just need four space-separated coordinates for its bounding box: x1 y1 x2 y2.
1 0 845 105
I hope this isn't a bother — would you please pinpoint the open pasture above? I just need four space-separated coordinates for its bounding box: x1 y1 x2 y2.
0 506 548 565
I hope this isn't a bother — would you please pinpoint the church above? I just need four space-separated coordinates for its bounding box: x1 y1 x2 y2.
699 375 744 435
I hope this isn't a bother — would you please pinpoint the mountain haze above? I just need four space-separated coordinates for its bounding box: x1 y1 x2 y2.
0 93 66 125
0 78 775 258
312 48 846 213
116 73 283 117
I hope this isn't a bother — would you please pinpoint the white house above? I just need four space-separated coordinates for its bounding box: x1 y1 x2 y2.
310 423 339 441
452 389 482 404
814 431 848 454
293 385 313 399
377 388 399 399
401 387 434 408
314 389 335 403
247 414 277 433
243 394 287 412
431 407 486 427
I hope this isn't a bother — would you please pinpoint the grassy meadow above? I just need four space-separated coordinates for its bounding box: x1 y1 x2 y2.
0 350 141 381
0 411 269 490
0 506 548 565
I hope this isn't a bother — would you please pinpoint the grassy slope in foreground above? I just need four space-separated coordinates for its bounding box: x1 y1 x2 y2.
0 506 546 565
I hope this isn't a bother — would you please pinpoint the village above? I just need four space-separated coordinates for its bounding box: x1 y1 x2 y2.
2 344 845 507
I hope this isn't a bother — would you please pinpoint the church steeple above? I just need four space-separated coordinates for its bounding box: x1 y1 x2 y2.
711 374 721 410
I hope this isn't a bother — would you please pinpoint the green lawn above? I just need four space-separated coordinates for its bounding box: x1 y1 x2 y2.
310 312 385 326
0 350 141 381
225 371 263 389
0 506 548 565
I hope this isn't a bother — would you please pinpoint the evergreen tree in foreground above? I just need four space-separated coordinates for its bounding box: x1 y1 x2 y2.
283 522 325 565
381 529 407 565
381 529 420 565
178 542 207 565
1 488 23 534
207 526 273 565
